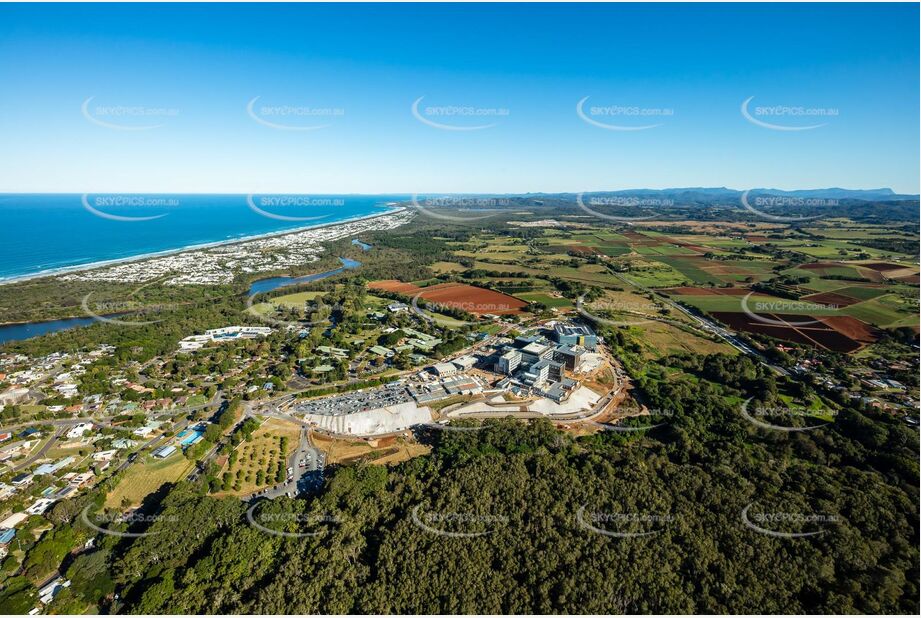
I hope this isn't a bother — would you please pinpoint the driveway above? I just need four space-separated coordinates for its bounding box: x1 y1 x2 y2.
245 426 324 501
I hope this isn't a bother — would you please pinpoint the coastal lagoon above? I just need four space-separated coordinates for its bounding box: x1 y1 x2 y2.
0 257 363 343
247 257 361 295
0 194 405 282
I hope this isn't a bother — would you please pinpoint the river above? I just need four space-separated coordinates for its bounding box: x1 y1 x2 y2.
0 256 363 344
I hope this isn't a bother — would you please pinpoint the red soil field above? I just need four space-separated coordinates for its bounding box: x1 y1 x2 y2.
860 262 907 272
367 280 422 294
417 283 528 315
623 231 659 246
800 292 863 308
702 262 755 275
818 316 878 343
857 269 887 283
660 237 708 253
710 311 876 353
798 262 838 271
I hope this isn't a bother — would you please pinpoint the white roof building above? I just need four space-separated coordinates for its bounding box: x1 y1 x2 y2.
431 362 458 377
26 498 56 515
66 423 93 439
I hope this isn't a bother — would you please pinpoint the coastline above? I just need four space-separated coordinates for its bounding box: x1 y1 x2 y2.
0 204 406 288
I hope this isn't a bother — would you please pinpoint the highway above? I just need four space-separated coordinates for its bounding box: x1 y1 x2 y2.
606 270 789 377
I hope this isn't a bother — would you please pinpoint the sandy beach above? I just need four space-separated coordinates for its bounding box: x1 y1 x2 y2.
0 205 407 287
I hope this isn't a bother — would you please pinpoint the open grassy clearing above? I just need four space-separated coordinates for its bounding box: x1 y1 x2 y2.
618 321 736 359
106 453 195 508
269 290 328 308
311 433 430 466
515 292 574 308
429 261 467 274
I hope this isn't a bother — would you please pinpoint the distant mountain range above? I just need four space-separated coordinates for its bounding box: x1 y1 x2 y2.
435 187 919 222
536 187 919 202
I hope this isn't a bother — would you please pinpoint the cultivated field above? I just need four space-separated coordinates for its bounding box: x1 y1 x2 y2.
711 311 878 353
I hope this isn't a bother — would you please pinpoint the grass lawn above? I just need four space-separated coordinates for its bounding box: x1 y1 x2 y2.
106 453 195 507
185 394 209 407
515 292 574 308
430 261 467 274
270 290 327 309
45 444 92 461
479 323 505 335
420 309 471 327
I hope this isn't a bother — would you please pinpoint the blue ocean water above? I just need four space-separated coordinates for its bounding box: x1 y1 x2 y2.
0 194 406 282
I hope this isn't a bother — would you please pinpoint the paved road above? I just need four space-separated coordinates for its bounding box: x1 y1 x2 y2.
245 425 324 501
0 394 225 435
264 326 513 413
9 426 66 472
606 270 789 377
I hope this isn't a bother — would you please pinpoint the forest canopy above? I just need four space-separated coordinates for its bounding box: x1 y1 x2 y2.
25 353 916 615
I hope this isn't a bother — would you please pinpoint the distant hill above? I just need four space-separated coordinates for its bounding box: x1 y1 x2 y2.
571 187 919 202
411 187 919 223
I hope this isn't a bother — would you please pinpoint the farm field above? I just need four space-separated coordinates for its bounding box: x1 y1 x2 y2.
515 292 574 309
710 311 878 353
409 220 916 354
417 282 528 315
843 295 919 328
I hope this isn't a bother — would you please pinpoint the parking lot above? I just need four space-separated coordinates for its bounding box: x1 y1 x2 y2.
294 382 414 416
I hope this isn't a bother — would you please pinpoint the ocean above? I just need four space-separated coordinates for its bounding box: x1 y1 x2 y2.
0 194 407 282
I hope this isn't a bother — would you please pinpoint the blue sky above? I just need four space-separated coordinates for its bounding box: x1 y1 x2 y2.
0 3 917 194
